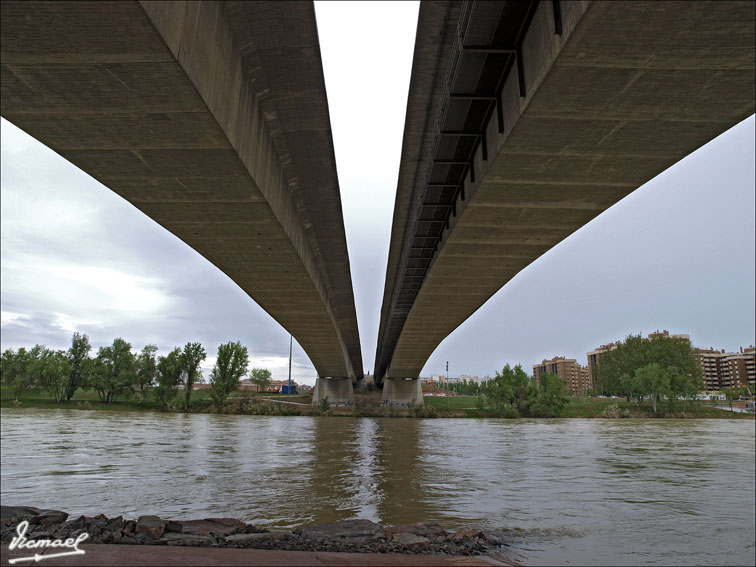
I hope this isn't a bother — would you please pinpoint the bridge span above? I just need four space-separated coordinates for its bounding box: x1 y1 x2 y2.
375 0 755 406
1 1 362 404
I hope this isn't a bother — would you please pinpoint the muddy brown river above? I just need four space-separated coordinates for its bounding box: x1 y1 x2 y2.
1 409 753 565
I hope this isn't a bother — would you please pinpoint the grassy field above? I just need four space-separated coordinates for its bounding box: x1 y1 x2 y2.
423 395 480 410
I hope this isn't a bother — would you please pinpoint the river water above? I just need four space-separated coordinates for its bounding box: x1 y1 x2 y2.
1 409 754 565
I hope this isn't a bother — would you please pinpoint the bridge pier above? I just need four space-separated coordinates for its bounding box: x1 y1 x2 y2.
312 377 354 407
381 378 423 408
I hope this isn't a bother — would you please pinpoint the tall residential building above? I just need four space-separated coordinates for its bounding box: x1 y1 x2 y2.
533 356 592 396
586 342 618 392
693 346 756 391
648 330 691 342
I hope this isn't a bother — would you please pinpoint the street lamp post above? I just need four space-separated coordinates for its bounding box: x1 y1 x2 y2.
446 361 449 410
287 334 292 396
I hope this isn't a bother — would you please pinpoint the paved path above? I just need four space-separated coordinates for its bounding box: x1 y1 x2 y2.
1 544 512 566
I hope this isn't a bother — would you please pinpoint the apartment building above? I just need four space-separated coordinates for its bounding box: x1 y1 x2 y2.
694 346 756 391
586 342 618 392
648 330 690 342
533 356 592 396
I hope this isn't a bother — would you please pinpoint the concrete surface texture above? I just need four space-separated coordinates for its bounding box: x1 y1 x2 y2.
0 544 507 567
376 0 755 381
0 1 363 381
312 377 355 407
381 378 423 408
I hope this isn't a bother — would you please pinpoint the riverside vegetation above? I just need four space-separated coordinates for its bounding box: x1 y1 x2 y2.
2 332 752 419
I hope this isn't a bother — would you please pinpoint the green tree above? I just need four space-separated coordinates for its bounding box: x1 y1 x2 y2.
209 341 249 407
180 342 206 411
529 372 570 417
134 344 158 395
66 332 92 401
155 347 183 408
598 334 702 404
483 364 530 417
25 344 49 394
249 367 272 396
91 338 136 403
1 347 32 400
39 350 71 403
722 387 739 412
634 363 671 417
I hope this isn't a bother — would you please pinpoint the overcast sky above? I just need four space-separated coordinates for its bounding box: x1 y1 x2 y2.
1 2 754 384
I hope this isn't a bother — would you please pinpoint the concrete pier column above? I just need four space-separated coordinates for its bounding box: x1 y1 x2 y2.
312 377 354 407
381 378 423 408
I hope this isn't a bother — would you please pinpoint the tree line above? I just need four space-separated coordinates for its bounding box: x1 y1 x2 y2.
439 365 570 417
436 333 708 417
1 333 273 410
596 333 704 415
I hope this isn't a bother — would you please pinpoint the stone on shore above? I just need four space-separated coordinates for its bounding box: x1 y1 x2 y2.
0 507 509 557
225 532 287 545
392 532 430 546
179 518 245 537
33 510 69 526
136 515 166 539
0 506 42 526
385 522 447 540
301 519 384 544
0 506 68 527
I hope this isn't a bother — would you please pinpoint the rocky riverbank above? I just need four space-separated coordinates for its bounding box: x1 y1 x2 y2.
0 506 509 557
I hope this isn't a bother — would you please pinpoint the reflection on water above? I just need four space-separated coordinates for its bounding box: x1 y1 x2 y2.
1 410 754 565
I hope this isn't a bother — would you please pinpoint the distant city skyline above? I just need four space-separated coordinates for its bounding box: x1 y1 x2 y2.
1 3 754 386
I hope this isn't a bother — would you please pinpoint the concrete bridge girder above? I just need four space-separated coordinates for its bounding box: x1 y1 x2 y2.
375 0 755 383
0 1 363 382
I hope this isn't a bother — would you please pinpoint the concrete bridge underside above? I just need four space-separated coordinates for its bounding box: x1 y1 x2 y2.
376 0 755 405
1 1 363 402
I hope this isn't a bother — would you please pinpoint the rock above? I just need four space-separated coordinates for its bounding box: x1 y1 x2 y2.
136 515 166 539
452 529 482 541
240 524 268 534
225 532 286 545
165 520 182 533
158 532 212 547
385 522 447 539
33 510 69 526
479 529 508 546
1 506 42 526
90 516 108 529
301 519 384 544
1 526 15 542
392 532 430 546
106 515 124 531
65 516 86 530
180 518 244 537
122 520 137 536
